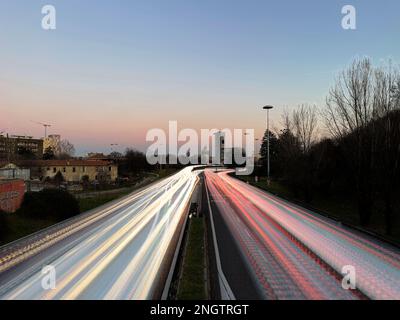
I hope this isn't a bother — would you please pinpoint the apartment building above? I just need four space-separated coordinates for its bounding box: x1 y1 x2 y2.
0 135 43 160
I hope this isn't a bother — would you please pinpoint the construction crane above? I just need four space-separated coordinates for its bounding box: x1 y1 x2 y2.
31 121 52 138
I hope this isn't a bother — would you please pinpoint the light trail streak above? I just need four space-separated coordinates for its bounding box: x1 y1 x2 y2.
0 167 199 300
205 169 400 300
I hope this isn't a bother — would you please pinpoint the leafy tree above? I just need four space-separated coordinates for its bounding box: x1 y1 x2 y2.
259 130 279 171
120 148 150 176
43 146 55 160
17 189 80 220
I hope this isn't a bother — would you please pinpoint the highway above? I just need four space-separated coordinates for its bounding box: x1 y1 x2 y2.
1 166 400 300
0 167 199 300
205 169 400 300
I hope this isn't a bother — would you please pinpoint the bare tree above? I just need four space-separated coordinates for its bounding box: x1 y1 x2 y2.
324 58 376 226
325 58 374 139
373 62 399 117
57 139 75 159
292 104 318 153
277 108 301 161
373 64 400 234
394 78 400 106
281 108 293 133
324 57 400 228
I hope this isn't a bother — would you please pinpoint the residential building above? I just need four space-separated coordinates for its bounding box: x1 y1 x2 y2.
0 160 118 183
0 163 31 181
42 160 118 183
0 134 44 160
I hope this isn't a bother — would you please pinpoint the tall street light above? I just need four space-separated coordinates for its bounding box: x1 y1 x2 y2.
262 105 274 185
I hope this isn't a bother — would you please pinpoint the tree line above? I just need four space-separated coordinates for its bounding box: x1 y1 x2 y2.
258 58 400 235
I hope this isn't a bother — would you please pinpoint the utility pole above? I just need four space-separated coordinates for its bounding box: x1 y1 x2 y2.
262 105 274 186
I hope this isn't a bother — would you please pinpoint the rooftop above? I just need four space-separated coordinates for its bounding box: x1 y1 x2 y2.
0 160 115 168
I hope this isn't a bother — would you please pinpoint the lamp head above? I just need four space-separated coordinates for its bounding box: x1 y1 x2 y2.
263 105 274 110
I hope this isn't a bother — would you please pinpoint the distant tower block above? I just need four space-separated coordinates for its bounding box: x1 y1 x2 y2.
214 131 225 165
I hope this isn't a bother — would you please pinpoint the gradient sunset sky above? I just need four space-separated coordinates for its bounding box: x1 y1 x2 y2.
1 0 399 155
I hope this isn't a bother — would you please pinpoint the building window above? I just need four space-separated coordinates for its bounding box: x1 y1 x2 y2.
63 167 66 173
82 167 86 172
53 168 56 173
73 167 76 173
109 166 112 172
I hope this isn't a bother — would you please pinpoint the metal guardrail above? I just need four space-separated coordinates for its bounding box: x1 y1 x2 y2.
0 185 154 273
0 171 184 273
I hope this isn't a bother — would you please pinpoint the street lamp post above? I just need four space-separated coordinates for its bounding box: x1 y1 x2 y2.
262 105 274 185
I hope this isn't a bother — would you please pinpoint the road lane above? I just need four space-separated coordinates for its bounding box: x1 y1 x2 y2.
0 167 199 300
205 169 400 300
203 176 264 300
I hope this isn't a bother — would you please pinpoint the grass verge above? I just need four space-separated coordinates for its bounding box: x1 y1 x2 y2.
0 215 55 246
77 189 133 212
176 217 207 300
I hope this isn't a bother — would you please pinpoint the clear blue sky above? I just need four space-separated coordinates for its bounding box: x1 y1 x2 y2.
1 0 399 154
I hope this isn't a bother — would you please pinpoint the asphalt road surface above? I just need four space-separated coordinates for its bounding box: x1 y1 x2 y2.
0 167 199 300
204 169 400 300
2 166 399 300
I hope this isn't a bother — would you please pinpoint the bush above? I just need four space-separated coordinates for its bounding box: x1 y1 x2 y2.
17 189 80 221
